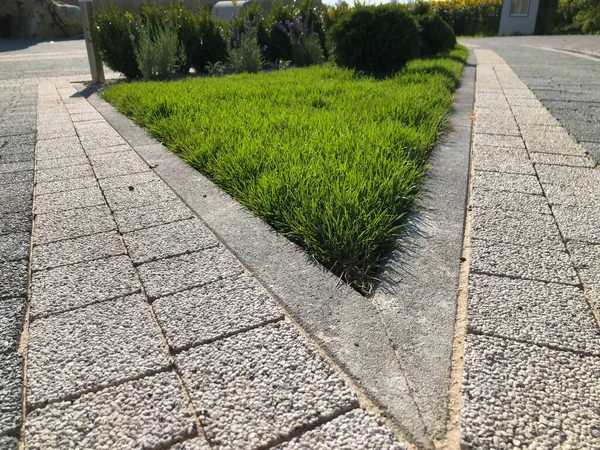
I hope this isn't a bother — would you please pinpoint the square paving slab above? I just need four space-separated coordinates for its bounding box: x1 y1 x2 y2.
0 298 25 353
0 259 28 299
154 274 284 351
462 334 600 449
112 200 194 233
176 322 357 449
0 352 23 436
104 181 179 211
26 295 170 409
25 372 196 450
468 274 600 354
470 189 551 215
0 231 30 262
29 255 140 319
33 186 105 214
472 171 543 195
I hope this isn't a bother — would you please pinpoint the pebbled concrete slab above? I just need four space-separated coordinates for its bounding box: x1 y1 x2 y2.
35 155 89 170
74 121 124 142
0 152 34 164
35 164 94 184
468 274 600 354
33 205 115 244
26 295 170 409
97 170 160 191
0 170 33 186
25 372 196 450
0 436 18 450
90 151 151 179
176 322 357 449
154 274 284 351
104 181 179 211
30 255 139 319
169 438 211 450
33 175 98 196
81 136 129 153
123 219 219 264
470 240 577 284
472 170 543 195
544 183 600 209
35 137 83 160
32 231 125 271
474 133 525 149
0 161 34 174
520 126 587 156
33 186 105 214
275 410 407 450
511 106 560 126
0 260 28 299
471 209 563 248
0 212 32 236
138 247 244 300
0 192 31 215
530 152 595 168
535 164 600 187
473 147 534 175
567 241 600 310
0 232 30 262
112 200 194 233
0 352 23 436
470 188 551 215
0 298 25 354
462 334 600 449
553 206 600 244
0 134 35 152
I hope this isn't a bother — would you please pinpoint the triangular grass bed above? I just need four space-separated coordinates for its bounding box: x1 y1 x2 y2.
102 45 467 294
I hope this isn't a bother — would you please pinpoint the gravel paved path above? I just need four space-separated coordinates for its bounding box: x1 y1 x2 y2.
462 48 600 449
0 40 406 449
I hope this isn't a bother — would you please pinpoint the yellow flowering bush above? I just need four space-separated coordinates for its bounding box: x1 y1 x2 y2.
429 0 502 36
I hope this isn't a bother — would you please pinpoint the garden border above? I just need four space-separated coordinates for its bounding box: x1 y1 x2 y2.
75 53 474 449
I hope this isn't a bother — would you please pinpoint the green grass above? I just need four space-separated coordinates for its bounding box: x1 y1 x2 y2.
102 45 467 294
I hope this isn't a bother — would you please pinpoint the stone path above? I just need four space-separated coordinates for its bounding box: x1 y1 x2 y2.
0 73 406 448
462 49 600 448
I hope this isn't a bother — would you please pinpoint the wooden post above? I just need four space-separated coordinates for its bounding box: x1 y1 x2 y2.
79 0 105 83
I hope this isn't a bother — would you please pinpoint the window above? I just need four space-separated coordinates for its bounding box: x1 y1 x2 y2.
510 0 530 16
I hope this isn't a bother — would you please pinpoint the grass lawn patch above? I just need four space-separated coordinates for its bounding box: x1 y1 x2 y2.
102 45 467 294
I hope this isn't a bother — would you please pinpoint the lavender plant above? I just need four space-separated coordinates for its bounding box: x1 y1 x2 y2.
274 15 323 67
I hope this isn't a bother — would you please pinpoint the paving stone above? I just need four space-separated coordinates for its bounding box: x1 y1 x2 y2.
0 151 34 163
468 274 600 354
154 274 284 351
25 372 196 450
0 169 33 186
0 192 32 215
275 410 407 450
0 133 35 152
35 137 83 160
34 175 98 195
74 122 123 142
36 164 94 184
113 201 195 233
169 438 211 450
0 211 31 236
104 181 179 211
97 170 161 191
553 206 600 243
462 334 600 449
33 186 105 214
90 151 150 179
176 322 357 449
35 155 89 170
0 260 28 299
138 246 244 300
520 126 586 156
0 232 30 262
530 152 595 167
507 97 543 107
26 295 170 409
30 255 140 319
0 160 34 174
473 147 535 175
503 88 538 100
0 298 25 354
544 183 600 209
471 209 563 248
470 188 551 215
33 205 115 244
124 219 218 264
0 436 18 450
470 241 578 285
474 133 525 149
581 141 600 163
0 352 22 436
69 111 104 122
81 138 129 154
472 170 543 195
535 164 600 187
567 241 600 309
475 122 521 137
32 231 125 271
475 93 508 108
512 106 560 126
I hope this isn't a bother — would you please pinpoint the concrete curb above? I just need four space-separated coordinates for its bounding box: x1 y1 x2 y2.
75 56 474 448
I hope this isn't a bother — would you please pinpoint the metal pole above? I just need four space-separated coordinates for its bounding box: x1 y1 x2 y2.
79 0 105 83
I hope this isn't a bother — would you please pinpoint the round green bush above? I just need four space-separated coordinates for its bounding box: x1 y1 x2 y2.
329 5 421 76
418 13 456 57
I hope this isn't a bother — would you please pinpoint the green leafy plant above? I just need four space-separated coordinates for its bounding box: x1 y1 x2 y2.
205 61 225 76
134 24 186 80
227 33 264 73
418 13 457 56
192 8 227 73
329 4 421 76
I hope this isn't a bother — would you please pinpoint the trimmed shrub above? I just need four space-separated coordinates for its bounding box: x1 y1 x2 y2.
228 33 264 73
418 13 457 56
93 6 140 79
329 5 421 76
134 24 186 80
191 9 227 72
